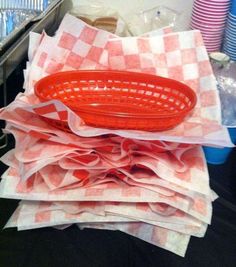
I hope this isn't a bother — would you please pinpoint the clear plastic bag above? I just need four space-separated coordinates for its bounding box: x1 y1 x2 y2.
0 0 51 11
210 53 236 127
0 9 37 42
126 6 178 36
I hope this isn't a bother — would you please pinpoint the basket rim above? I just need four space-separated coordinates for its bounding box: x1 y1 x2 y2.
69 104 191 119
34 70 197 119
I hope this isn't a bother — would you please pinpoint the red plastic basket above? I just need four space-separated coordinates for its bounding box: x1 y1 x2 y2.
34 70 197 131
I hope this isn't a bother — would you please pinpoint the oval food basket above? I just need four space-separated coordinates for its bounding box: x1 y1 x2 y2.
34 70 197 131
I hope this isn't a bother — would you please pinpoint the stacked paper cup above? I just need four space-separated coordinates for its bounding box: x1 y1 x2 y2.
223 0 236 60
190 0 230 52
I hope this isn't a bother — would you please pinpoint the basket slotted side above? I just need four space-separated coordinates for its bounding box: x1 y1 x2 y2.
34 70 197 131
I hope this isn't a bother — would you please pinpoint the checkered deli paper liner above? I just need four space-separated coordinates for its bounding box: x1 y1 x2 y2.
0 13 220 257
1 137 214 257
5 201 191 257
1 124 212 197
19 14 232 146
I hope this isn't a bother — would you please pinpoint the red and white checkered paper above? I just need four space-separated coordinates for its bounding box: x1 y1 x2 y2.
5 202 190 257
0 13 220 257
25 15 171 92
7 200 206 235
0 118 216 256
0 92 232 147
6 196 212 238
18 13 232 146
24 14 115 92
24 15 173 93
10 200 205 232
107 30 220 122
1 124 212 197
0 162 213 225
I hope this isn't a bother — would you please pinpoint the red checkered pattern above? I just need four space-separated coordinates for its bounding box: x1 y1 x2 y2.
1 126 212 197
0 95 232 148
2 15 219 258
25 14 116 94
8 201 191 256
33 101 68 121
25 17 171 93
107 30 220 125
0 159 213 224
20 15 232 147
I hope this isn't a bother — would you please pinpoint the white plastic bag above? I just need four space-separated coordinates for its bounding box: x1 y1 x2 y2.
69 2 129 36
